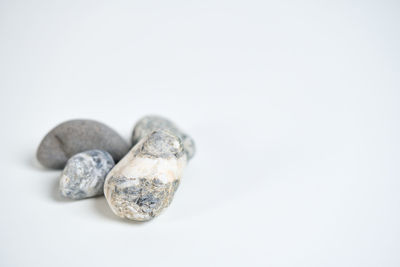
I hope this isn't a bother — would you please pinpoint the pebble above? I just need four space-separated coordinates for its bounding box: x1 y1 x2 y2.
104 130 187 221
131 115 196 160
59 150 115 200
37 119 129 169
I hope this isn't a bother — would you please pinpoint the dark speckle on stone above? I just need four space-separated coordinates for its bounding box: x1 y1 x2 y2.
131 115 196 160
137 130 184 159
59 149 115 200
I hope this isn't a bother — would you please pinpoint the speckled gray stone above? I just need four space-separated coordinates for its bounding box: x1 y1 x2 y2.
131 115 195 160
105 130 187 221
37 119 129 169
59 150 115 200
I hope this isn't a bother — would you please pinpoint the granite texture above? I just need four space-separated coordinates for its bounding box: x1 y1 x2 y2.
131 115 195 160
59 150 115 200
37 119 129 169
105 130 187 221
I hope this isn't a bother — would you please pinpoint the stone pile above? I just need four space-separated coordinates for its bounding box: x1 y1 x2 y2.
37 116 195 222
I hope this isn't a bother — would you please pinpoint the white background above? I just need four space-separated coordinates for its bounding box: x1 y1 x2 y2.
0 0 399 266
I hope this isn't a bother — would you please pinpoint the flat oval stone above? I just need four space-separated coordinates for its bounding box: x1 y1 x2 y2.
59 150 115 200
37 119 129 169
105 130 187 221
131 115 195 160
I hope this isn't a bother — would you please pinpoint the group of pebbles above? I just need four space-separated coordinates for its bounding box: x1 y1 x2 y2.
36 116 195 222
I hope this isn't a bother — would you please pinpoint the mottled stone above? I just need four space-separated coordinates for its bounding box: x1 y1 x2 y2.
37 119 129 169
59 150 115 200
131 115 195 160
105 130 187 221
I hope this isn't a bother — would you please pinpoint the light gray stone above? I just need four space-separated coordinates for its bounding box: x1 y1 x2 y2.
59 150 115 200
105 130 187 221
37 119 129 169
131 115 195 160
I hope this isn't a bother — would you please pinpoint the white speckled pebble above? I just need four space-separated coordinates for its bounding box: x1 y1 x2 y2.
105 130 187 221
59 150 115 200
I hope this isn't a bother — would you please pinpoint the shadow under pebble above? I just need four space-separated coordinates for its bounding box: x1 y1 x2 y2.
28 154 47 170
50 176 72 202
93 196 146 225
34 152 148 224
51 174 144 225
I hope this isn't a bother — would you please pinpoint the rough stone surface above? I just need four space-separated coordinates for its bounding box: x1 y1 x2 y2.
37 119 129 169
131 115 195 160
59 150 115 200
105 130 187 221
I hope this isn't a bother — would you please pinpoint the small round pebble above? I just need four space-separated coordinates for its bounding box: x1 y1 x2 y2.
37 119 129 169
59 150 115 200
131 115 196 160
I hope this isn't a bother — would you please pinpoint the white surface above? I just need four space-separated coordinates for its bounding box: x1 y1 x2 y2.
0 1 399 266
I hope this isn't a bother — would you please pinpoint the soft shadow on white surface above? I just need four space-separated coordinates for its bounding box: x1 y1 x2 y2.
92 197 147 225
32 152 158 224
28 153 71 203
28 153 69 203
49 177 72 203
92 197 117 220
28 154 47 170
